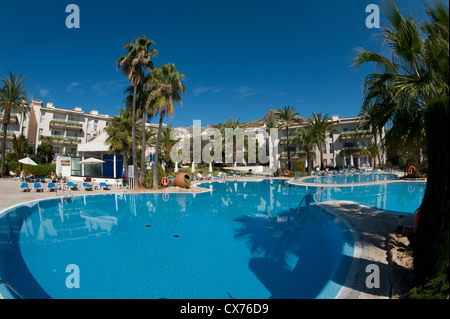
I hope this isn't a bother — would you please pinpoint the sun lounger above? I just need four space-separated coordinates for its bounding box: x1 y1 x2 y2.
19 182 29 192
47 182 56 192
82 182 93 191
67 182 78 190
33 182 44 192
99 182 112 190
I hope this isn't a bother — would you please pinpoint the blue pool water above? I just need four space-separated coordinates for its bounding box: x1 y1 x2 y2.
0 179 354 299
0 179 425 299
313 181 425 214
302 173 398 184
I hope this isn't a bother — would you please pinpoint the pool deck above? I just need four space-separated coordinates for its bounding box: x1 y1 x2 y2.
0 176 417 299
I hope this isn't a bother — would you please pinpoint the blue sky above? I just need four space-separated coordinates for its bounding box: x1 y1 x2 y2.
0 0 431 127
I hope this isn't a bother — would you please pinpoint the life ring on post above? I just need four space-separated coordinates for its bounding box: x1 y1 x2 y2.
161 177 169 186
408 166 416 176
284 169 290 176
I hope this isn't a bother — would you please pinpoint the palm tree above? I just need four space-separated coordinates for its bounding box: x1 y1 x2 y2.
146 63 186 189
308 112 337 170
160 124 176 172
12 134 30 171
123 73 156 186
0 72 29 177
352 0 449 293
276 106 301 170
105 108 133 180
293 126 319 176
263 114 281 170
364 141 380 168
224 117 243 168
36 136 55 164
116 35 157 187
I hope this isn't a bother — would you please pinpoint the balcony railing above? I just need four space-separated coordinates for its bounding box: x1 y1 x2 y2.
51 136 82 144
49 120 83 130
339 132 372 140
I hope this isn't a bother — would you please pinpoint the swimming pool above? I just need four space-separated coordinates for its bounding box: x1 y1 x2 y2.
0 179 354 299
302 173 398 184
310 181 425 214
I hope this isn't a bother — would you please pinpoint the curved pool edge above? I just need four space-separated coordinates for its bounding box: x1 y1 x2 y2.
0 181 401 299
314 203 362 299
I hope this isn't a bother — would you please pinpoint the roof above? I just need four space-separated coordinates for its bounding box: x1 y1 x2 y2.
77 131 111 152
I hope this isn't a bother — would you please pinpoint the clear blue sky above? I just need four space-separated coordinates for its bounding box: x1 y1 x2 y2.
0 0 431 127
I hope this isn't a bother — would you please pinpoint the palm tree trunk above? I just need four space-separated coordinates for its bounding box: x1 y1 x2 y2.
139 108 146 186
306 148 311 176
413 97 449 290
1 124 7 178
286 126 290 170
122 149 128 183
131 84 139 187
153 110 165 189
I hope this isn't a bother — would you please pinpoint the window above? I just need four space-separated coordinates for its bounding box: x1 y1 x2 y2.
38 128 43 137
328 132 333 138
329 143 334 152
21 127 26 135
66 131 78 138
51 130 64 137
68 116 79 123
40 112 45 123
344 142 356 148
53 113 66 121
94 120 98 130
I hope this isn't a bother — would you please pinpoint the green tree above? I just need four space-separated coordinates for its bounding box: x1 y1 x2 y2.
0 72 29 177
36 136 55 164
364 141 380 168
11 134 31 171
276 106 301 170
105 108 133 180
308 112 336 170
147 63 186 189
117 35 157 186
160 124 176 172
352 0 449 295
224 117 243 168
293 126 319 176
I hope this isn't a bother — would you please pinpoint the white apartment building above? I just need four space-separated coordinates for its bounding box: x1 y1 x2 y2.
28 98 110 156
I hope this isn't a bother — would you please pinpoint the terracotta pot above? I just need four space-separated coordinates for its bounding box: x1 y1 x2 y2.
174 173 191 188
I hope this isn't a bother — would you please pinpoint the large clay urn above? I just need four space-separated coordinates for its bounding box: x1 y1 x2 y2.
174 173 191 188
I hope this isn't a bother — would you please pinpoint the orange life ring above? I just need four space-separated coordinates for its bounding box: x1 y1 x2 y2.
284 169 290 176
161 177 169 186
408 166 416 176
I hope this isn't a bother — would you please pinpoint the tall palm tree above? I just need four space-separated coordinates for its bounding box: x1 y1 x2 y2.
308 112 337 170
352 0 449 292
116 35 157 186
146 63 186 189
105 108 133 181
123 73 156 186
224 117 243 168
0 72 29 177
293 126 319 176
276 106 301 170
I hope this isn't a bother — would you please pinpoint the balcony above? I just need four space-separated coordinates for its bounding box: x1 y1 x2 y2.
279 151 315 160
49 120 83 130
51 136 82 145
339 132 372 140
340 147 365 156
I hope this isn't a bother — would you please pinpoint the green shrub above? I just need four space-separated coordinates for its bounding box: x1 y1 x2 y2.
293 160 305 174
143 164 167 188
23 163 55 177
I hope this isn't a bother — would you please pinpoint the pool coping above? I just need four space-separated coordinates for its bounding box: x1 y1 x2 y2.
288 173 426 188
